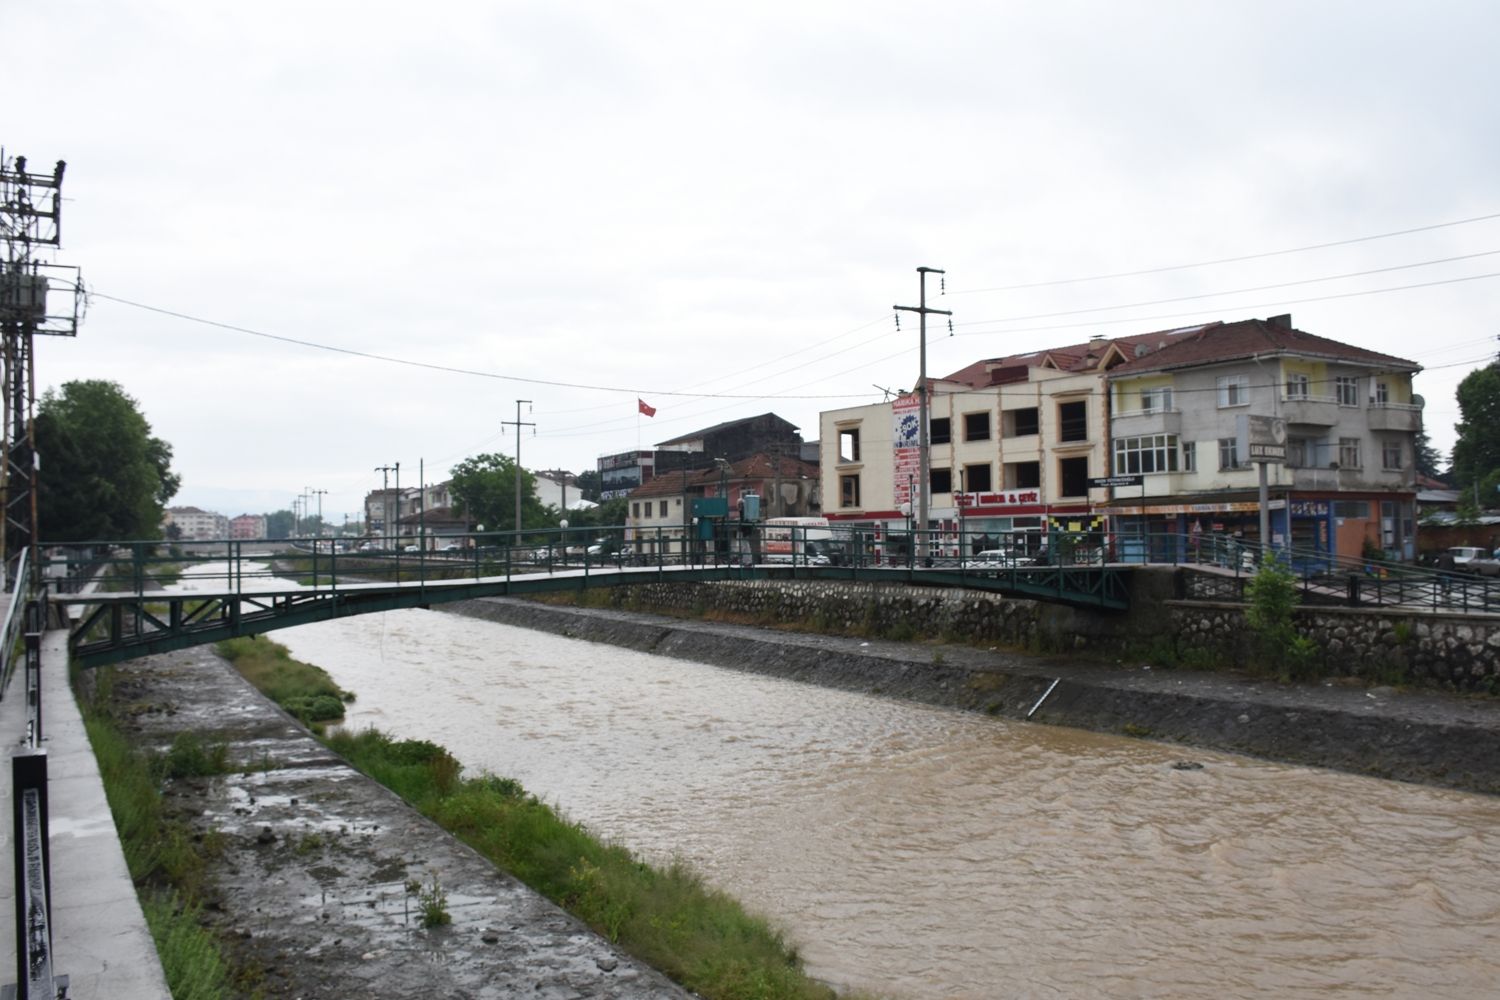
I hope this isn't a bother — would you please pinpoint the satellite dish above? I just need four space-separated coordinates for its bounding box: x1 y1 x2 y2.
1412 394 1425 408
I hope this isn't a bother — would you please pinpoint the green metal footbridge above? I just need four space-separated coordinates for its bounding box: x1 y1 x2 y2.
53 535 1132 669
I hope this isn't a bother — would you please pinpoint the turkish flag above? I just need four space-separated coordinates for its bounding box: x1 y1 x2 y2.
638 398 657 417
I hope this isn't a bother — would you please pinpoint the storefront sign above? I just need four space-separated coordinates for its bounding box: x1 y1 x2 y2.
1100 500 1287 516
956 489 1043 509
1089 475 1143 488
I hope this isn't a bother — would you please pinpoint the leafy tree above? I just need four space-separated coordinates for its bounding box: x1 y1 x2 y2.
574 469 603 502
1451 358 1500 491
35 380 179 541
449 453 551 534
265 509 295 539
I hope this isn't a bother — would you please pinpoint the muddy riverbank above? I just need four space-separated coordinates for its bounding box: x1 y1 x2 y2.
443 596 1500 795
89 643 693 999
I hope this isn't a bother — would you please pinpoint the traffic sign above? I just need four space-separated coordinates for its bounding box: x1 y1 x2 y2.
1089 475 1143 488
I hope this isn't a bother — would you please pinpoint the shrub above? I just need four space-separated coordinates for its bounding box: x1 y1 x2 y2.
1244 558 1316 679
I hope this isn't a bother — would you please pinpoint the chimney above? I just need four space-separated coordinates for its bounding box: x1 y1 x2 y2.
1268 313 1292 329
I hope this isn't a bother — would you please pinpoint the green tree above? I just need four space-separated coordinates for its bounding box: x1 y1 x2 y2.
574 469 603 502
35 380 180 541
1413 426 1445 481
1451 357 1500 491
449 453 550 533
265 509 295 539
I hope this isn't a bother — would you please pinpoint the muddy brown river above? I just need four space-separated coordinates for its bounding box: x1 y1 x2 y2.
251 602 1500 1000
178 562 1500 997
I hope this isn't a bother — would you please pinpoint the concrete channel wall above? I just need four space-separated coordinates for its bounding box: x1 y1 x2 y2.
518 570 1500 689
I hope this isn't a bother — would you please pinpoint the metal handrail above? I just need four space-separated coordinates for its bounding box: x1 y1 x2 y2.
0 547 30 698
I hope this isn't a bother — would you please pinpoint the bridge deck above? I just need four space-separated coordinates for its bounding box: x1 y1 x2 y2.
60 560 1131 668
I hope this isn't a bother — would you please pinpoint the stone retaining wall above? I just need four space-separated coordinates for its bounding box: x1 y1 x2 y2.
570 572 1500 689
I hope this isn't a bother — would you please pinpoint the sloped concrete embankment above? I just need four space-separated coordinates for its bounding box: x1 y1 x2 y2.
94 644 692 999
444 597 1500 796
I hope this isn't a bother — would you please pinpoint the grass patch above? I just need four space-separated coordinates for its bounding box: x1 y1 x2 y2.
80 668 234 998
326 727 840 1000
214 636 354 731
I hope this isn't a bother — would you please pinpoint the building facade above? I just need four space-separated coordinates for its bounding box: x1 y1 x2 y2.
163 506 228 541
228 514 266 540
1102 315 1421 562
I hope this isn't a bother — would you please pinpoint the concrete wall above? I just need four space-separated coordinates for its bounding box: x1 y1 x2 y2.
577 572 1500 690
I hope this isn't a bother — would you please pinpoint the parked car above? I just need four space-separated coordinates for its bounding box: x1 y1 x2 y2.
973 549 1035 568
1449 546 1500 576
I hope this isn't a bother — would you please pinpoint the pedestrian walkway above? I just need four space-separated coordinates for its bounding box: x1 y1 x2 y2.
0 629 169 999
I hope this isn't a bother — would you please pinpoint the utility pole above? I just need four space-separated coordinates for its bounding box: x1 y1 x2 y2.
312 488 326 537
502 400 535 534
374 464 396 547
895 267 951 563
1 151 82 589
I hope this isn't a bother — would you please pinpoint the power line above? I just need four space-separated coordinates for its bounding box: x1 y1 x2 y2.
954 210 1500 295
953 249 1500 328
953 270 1500 340
88 290 872 401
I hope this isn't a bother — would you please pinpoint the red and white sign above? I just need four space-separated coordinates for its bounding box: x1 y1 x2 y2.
955 490 1042 508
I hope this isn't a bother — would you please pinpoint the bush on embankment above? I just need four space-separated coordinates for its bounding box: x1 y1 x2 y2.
214 636 353 729
325 726 843 1000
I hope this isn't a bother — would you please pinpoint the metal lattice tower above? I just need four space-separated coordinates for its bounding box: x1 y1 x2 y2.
1 150 83 589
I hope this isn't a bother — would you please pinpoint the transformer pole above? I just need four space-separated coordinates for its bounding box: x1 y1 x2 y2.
895 267 951 563
1 151 80 590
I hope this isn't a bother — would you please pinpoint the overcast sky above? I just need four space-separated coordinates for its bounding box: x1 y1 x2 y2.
10 1 1499 525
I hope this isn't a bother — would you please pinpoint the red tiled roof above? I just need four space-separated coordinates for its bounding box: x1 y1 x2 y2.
1104 317 1419 376
937 324 1215 389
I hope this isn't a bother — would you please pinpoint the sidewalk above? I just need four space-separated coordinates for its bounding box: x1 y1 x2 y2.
0 630 169 999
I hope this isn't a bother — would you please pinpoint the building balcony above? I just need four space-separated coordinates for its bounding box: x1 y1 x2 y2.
1366 403 1422 433
1111 407 1182 437
1280 394 1339 426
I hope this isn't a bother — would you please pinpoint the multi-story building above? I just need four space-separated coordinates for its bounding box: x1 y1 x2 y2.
625 452 820 559
819 327 1192 560
229 514 266 540
599 413 804 501
163 506 229 541
1102 314 1421 561
820 315 1422 564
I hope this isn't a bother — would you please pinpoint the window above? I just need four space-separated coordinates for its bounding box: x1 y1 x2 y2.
658 500 668 517
1216 375 1249 407
1140 387 1173 412
963 411 991 442
930 417 951 445
839 474 861 508
1005 408 1039 437
1375 381 1390 405
1058 457 1089 497
964 463 993 493
838 428 860 463
930 467 952 495
1335 376 1359 406
1285 373 1310 399
1382 438 1403 470
1004 461 1040 489
1287 437 1312 468
1334 500 1370 518
632 502 640 519
1058 400 1088 442
1219 437 1245 470
1339 437 1362 469
1112 434 1180 475
1182 441 1196 473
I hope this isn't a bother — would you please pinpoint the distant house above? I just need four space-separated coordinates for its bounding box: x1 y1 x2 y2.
598 413 805 501
229 514 266 540
164 506 228 541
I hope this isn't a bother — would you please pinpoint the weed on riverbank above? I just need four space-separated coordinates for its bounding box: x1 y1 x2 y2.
325 726 844 1000
214 635 353 730
79 668 234 999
